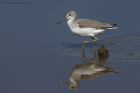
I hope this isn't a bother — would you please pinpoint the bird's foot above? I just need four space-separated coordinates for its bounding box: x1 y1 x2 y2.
92 38 98 46
82 41 89 48
91 36 98 46
93 41 96 46
83 41 91 44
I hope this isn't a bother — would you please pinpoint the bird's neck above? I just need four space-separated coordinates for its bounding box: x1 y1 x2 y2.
67 19 76 30
67 19 75 25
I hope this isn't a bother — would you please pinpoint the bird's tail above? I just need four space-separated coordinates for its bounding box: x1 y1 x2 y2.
107 24 118 29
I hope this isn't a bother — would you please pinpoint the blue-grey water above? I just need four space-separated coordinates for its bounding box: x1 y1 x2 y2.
0 0 140 93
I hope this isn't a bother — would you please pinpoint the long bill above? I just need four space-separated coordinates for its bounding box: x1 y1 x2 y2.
56 19 66 24
61 80 69 86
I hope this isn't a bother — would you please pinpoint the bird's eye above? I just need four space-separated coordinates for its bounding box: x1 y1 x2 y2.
69 14 71 16
71 86 75 89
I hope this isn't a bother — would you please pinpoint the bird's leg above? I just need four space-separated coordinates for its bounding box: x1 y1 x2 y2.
91 36 98 46
81 41 86 57
82 41 88 57
81 41 89 63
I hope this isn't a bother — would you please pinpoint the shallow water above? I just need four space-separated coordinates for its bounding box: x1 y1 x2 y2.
0 0 140 93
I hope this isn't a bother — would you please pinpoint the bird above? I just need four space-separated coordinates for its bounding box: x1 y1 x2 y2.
66 10 118 45
61 46 118 90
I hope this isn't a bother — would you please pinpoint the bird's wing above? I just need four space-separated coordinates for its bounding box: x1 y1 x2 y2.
76 19 116 29
80 71 114 80
80 74 96 80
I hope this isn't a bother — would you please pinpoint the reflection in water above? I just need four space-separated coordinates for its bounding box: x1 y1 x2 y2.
60 33 140 61
98 45 109 65
63 45 118 90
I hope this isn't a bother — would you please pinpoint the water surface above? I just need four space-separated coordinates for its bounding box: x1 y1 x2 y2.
0 0 140 93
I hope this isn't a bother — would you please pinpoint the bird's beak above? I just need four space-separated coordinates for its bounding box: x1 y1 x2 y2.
56 19 66 24
61 80 69 86
56 20 63 24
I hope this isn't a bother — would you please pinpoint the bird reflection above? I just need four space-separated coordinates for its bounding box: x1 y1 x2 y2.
62 45 118 90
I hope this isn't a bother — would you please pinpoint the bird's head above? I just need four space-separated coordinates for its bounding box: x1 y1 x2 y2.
68 81 79 90
66 11 77 21
61 80 79 91
56 10 77 24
